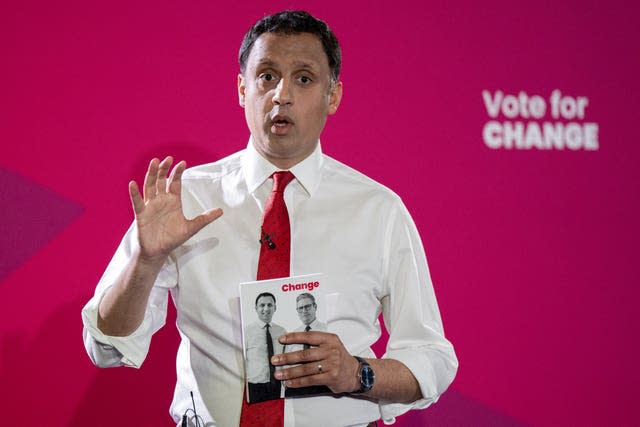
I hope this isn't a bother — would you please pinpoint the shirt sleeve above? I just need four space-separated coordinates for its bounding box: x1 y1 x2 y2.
81 223 178 368
377 199 458 423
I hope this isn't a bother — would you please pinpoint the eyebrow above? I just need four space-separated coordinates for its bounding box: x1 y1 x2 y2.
255 59 318 72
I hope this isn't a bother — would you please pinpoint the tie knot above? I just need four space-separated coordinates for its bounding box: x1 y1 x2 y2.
271 171 295 193
266 323 271 329
305 325 311 332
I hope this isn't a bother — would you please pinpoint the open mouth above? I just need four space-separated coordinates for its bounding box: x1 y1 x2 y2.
270 114 294 134
272 114 293 125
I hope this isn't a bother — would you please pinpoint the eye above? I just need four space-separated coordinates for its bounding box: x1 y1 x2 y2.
259 73 275 82
298 75 312 84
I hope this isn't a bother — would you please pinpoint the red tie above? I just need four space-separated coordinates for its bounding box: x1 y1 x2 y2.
240 171 295 427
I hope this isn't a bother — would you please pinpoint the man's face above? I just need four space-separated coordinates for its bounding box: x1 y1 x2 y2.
296 296 317 326
255 295 276 324
238 32 342 169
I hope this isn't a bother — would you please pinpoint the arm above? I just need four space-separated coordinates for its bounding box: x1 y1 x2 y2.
97 156 223 336
271 199 456 410
272 332 421 402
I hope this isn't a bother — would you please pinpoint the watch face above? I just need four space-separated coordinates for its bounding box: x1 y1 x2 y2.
361 365 375 389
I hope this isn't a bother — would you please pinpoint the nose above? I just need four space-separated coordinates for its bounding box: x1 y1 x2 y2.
272 78 292 106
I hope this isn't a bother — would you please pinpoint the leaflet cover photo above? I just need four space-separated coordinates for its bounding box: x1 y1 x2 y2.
239 273 332 403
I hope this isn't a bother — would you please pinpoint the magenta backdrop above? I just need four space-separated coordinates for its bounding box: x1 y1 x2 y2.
1 1 639 426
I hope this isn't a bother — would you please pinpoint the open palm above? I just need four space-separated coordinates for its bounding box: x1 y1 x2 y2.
129 156 222 262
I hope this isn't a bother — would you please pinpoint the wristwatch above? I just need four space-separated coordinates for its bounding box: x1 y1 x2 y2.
353 356 375 393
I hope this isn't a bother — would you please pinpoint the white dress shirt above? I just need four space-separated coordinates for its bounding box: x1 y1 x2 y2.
245 320 286 384
296 319 327 332
284 319 328 354
82 140 458 427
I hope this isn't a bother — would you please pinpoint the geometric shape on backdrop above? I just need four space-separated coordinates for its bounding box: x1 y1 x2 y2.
398 390 527 427
0 167 83 282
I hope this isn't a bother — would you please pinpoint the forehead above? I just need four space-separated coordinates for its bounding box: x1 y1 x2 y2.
246 32 329 73
257 296 275 305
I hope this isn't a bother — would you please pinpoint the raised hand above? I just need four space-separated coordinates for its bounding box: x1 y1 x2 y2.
98 156 222 336
129 156 223 263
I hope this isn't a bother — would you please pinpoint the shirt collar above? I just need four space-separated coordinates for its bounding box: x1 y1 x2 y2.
242 137 324 197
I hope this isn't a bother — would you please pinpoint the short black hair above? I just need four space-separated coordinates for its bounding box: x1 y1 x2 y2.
255 292 276 306
239 10 342 82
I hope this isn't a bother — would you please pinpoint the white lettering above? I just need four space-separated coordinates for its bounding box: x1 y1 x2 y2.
550 89 562 119
543 122 563 149
483 121 503 149
482 121 600 151
483 89 598 151
524 121 543 149
583 123 599 150
503 121 524 149
482 90 503 118
502 95 519 118
576 97 589 119
565 123 583 150
560 97 578 120
529 95 546 118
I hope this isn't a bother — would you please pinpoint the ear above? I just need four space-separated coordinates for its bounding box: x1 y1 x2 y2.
328 81 343 115
237 73 246 107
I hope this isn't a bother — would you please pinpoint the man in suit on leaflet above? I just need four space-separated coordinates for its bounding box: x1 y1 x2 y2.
246 292 287 402
82 9 457 427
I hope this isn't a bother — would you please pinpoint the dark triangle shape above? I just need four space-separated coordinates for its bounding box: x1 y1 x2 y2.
0 167 84 282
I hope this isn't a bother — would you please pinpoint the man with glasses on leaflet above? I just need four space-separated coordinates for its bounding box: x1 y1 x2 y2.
81 10 457 427
281 293 327 360
295 293 327 337
284 292 329 398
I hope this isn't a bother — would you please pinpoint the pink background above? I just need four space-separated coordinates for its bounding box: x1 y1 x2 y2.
1 1 639 425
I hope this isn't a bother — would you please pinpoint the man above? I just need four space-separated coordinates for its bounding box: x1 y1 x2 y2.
82 10 457 427
295 293 326 333
245 293 286 402
284 292 329 398
287 293 327 354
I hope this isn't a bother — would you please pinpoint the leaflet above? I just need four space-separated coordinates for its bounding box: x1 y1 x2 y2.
239 273 331 403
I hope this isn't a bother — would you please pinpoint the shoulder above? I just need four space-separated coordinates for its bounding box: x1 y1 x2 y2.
318 154 405 216
182 149 244 183
321 154 402 203
272 323 287 334
246 321 260 330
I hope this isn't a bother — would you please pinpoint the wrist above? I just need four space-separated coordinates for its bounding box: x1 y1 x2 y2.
352 356 375 394
135 248 169 269
350 356 361 393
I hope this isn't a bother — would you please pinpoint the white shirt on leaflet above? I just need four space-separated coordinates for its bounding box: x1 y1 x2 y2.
82 140 458 427
245 321 286 384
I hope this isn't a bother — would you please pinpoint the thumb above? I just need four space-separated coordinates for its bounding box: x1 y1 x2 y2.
186 208 224 237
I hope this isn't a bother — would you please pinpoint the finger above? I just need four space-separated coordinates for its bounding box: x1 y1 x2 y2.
168 160 186 195
282 371 331 389
185 208 224 238
275 360 328 381
128 181 145 216
143 158 159 201
272 347 326 366
156 156 173 193
279 331 337 347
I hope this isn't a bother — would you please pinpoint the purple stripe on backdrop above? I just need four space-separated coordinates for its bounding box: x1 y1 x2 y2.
0 167 83 281
399 390 527 426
